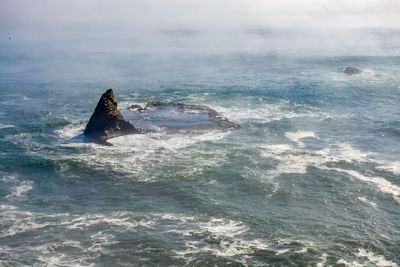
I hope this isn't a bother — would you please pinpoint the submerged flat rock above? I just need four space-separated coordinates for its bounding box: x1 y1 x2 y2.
124 101 239 133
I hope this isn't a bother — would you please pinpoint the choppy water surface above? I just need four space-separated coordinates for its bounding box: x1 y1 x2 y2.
0 29 399 266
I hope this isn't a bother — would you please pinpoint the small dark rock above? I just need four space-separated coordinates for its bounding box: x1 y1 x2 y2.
128 104 145 112
84 89 141 143
145 100 163 108
344 67 362 75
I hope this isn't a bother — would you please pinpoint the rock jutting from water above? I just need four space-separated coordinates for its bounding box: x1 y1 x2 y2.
84 89 239 144
84 89 141 144
344 67 363 75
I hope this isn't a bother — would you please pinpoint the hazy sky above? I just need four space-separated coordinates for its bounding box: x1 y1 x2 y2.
1 0 400 31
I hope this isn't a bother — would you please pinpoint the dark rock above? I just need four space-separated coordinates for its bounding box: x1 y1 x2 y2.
344 67 362 75
128 104 145 112
144 100 163 108
84 89 140 143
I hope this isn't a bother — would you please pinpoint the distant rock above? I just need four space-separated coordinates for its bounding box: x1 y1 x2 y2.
84 89 141 144
344 67 362 75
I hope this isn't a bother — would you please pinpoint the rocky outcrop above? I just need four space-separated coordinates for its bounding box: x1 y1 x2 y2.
344 67 362 75
84 89 140 143
85 89 240 144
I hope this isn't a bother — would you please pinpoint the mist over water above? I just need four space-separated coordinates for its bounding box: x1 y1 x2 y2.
1 1 400 266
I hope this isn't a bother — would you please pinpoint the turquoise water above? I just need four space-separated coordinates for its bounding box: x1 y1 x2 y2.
0 29 399 266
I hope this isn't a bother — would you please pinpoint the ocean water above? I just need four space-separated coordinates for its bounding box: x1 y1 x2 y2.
0 29 399 266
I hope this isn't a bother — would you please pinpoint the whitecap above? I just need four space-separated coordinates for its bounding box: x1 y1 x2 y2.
5 181 33 198
275 248 290 255
0 205 50 238
55 122 85 139
1 218 46 238
262 147 332 175
358 196 378 208
260 142 400 202
213 101 328 123
36 255 95 267
0 123 14 129
285 131 316 144
327 168 400 203
0 174 18 182
108 130 229 151
334 143 367 162
59 130 230 181
170 216 272 260
199 218 248 238
261 142 369 177
159 213 196 222
33 242 95 267
357 248 397 267
377 161 400 175
65 213 154 230
316 253 328 267
88 232 118 253
336 258 364 267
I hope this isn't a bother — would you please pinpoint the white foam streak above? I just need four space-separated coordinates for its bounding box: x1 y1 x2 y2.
88 232 118 253
262 145 332 175
6 181 33 198
166 216 272 260
60 130 230 181
262 141 368 176
377 161 400 175
335 143 367 162
275 248 290 255
261 140 400 202
214 101 329 123
336 258 364 267
0 123 15 129
358 196 377 208
65 214 155 230
55 123 85 139
0 203 323 264
285 131 316 143
1 174 18 182
316 253 328 267
328 168 400 203
357 249 398 267
159 213 196 222
200 218 248 238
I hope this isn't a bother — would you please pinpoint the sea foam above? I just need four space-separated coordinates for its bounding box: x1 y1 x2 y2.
0 123 14 129
356 249 397 267
261 140 400 202
5 181 33 198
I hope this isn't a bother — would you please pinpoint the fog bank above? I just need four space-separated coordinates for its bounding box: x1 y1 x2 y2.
1 0 400 34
